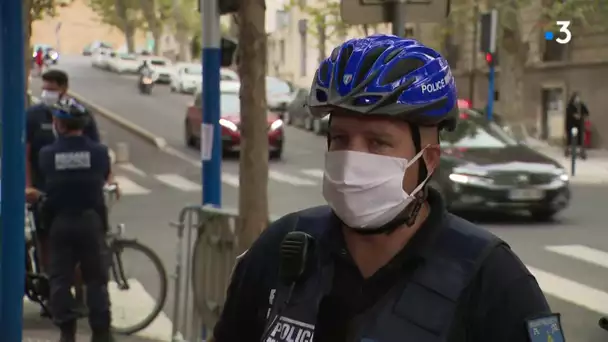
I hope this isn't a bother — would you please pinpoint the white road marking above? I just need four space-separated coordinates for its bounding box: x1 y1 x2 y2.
222 173 240 188
301 169 324 179
155 174 202 192
109 279 174 341
115 176 151 195
545 245 608 270
527 266 608 315
269 170 317 186
118 163 147 177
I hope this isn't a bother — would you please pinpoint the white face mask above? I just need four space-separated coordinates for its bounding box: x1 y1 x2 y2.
40 90 60 106
322 149 432 229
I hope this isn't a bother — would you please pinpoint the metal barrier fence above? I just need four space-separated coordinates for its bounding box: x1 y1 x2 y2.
170 205 243 342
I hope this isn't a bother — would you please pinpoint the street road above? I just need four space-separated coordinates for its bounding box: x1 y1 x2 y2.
44 55 608 341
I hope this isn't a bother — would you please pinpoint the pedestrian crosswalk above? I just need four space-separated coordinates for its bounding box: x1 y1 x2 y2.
525 244 608 316
114 163 327 195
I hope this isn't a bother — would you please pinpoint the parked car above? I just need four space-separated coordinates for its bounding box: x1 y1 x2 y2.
91 49 112 69
141 56 173 84
170 63 202 94
284 88 329 135
267 76 295 114
107 53 140 74
429 109 570 220
33 44 59 64
185 85 284 159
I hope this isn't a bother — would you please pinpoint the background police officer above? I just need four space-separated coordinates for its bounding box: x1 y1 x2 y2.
213 35 562 342
26 69 101 314
38 99 116 342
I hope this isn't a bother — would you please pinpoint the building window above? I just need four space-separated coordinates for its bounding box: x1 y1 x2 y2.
542 32 567 62
298 0 306 8
279 40 285 63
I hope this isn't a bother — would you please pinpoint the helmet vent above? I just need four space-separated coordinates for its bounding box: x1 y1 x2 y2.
336 45 354 85
354 46 387 86
383 47 404 64
380 58 425 85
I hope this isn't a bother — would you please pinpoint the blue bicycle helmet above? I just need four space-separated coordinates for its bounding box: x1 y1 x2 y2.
308 34 458 131
51 97 88 120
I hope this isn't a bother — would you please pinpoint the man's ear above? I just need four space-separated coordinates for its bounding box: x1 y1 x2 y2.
422 144 441 173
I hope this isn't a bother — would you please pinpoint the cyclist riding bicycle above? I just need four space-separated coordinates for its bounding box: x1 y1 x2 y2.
37 98 119 342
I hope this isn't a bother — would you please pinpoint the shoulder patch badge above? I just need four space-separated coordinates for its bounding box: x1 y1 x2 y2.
526 314 565 342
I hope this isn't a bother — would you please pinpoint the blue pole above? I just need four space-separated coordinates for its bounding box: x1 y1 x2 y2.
487 64 495 121
0 0 27 338
200 0 222 208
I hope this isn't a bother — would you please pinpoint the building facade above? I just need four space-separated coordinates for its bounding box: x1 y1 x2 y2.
267 0 608 148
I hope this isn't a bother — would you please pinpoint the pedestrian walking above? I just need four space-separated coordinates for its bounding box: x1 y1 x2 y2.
565 92 589 159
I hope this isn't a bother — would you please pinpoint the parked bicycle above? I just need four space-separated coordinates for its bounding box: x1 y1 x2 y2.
24 184 168 335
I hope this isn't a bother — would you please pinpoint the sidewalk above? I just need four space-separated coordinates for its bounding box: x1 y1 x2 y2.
524 138 608 184
23 300 164 342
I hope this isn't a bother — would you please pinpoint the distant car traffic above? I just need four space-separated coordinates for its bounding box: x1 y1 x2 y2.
82 41 113 56
141 56 173 84
91 49 113 69
33 44 59 64
171 63 202 94
267 76 295 114
284 88 329 135
185 86 285 159
107 53 140 74
428 109 570 220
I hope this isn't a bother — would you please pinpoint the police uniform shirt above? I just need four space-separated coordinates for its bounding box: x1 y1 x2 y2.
38 135 110 215
214 188 555 342
27 103 100 189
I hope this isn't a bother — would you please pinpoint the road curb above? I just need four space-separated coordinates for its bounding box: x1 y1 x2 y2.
68 90 168 150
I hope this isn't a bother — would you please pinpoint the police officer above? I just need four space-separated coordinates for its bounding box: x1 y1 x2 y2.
38 98 116 342
26 69 101 314
213 36 563 342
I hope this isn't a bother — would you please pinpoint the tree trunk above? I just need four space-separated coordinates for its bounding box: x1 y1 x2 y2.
115 0 135 52
498 26 528 128
362 24 370 36
139 0 162 55
317 18 327 64
237 0 268 252
171 0 190 61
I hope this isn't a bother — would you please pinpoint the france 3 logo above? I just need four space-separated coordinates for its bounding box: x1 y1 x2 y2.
544 21 572 45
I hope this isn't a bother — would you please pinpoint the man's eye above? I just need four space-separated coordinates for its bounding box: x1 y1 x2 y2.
370 139 389 147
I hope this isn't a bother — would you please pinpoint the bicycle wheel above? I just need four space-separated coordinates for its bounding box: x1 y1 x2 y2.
108 239 168 335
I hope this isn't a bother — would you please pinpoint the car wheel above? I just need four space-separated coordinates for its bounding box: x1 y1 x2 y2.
312 119 323 135
270 146 283 160
530 209 558 222
170 84 176 92
185 122 196 148
304 116 313 131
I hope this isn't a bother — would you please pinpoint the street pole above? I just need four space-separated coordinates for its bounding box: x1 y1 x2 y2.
389 0 406 36
201 0 222 207
0 0 27 339
467 4 479 107
486 9 498 121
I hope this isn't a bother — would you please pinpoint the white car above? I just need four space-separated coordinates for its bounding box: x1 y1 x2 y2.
171 63 202 93
266 76 295 111
107 53 140 74
91 49 112 69
142 56 173 84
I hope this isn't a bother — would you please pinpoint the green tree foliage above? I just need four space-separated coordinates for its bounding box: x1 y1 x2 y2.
285 0 353 62
87 0 145 52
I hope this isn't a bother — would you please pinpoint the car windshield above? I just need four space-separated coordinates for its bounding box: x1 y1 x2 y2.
184 65 202 75
150 60 166 66
220 92 240 115
267 77 291 95
440 110 518 148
